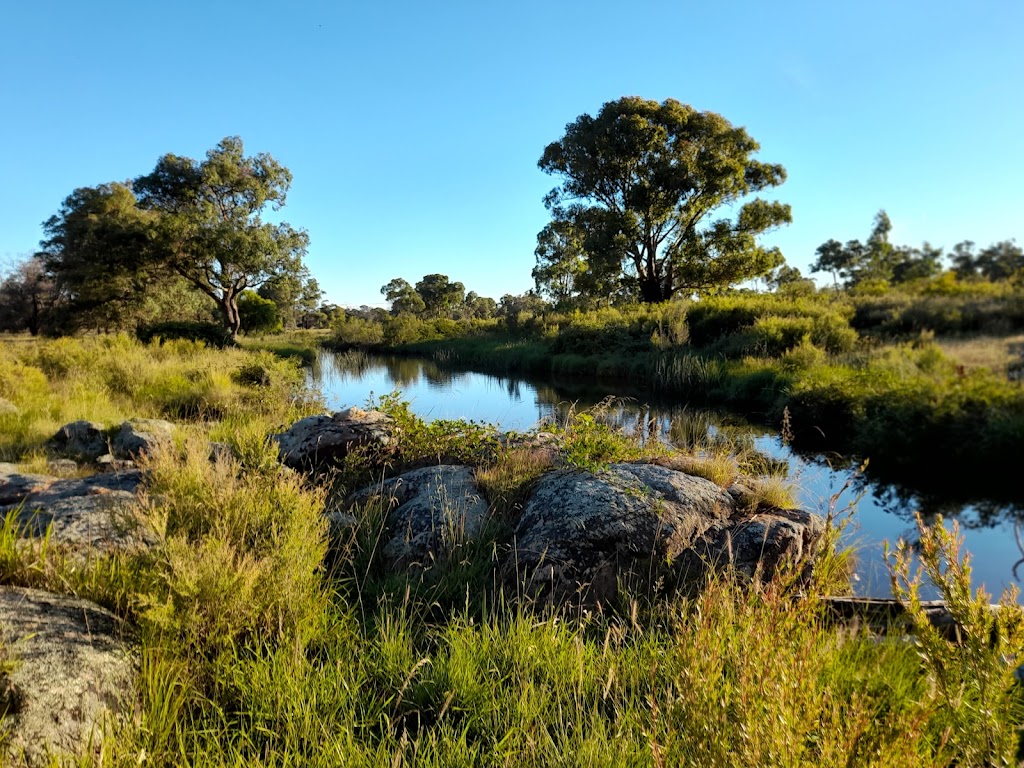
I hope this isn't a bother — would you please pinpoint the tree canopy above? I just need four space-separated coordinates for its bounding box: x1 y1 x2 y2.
133 137 309 338
538 97 791 303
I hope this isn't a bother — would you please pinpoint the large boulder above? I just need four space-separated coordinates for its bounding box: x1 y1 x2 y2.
341 465 490 570
673 507 825 587
275 407 394 471
111 419 174 460
47 421 109 462
506 463 824 606
0 465 51 507
0 587 135 766
0 466 149 555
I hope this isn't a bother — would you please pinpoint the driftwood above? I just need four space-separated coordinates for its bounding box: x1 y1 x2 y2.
821 596 1000 641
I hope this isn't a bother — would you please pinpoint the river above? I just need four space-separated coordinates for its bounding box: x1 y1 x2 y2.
309 350 1024 600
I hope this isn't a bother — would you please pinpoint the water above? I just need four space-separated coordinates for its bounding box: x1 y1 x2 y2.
309 350 1024 599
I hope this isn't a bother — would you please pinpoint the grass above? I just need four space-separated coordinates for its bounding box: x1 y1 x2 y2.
331 292 1024 503
937 332 1024 374
1 334 1023 765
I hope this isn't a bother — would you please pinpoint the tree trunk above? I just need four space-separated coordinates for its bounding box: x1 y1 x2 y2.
638 273 670 303
218 294 242 341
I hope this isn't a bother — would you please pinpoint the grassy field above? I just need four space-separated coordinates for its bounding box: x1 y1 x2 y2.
1 335 1023 766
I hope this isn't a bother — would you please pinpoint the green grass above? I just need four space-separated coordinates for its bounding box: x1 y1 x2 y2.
333 293 1024 503
2 334 1024 766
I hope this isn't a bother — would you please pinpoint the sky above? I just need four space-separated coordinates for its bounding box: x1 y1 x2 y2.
1 1 1022 307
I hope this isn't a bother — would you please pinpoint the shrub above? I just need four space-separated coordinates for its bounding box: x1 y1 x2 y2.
138 321 233 348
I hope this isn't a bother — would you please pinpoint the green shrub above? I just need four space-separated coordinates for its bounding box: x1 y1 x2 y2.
138 321 234 348
238 291 283 335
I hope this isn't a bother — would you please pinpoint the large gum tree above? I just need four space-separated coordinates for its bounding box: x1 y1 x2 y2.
133 136 309 339
538 97 792 302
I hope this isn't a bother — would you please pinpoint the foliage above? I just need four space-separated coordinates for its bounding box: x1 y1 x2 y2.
888 515 1024 765
38 182 159 332
137 321 234 349
0 255 58 335
237 291 283 335
539 97 790 302
258 270 323 329
133 136 310 339
1 336 1022 764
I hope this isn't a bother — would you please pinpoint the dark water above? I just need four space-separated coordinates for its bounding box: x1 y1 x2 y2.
309 350 1024 600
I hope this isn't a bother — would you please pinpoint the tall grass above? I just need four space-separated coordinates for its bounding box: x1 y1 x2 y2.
2 335 1023 765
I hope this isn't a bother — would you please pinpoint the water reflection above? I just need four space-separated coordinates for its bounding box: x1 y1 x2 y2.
310 350 1024 600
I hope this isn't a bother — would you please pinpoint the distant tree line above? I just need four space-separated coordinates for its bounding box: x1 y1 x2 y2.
377 273 545 324
809 210 1022 290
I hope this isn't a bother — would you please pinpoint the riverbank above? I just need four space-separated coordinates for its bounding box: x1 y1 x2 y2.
1 334 1022 765
329 295 1024 504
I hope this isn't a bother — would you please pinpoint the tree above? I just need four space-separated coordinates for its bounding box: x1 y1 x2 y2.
39 182 158 331
0 255 58 335
381 278 426 315
259 270 322 328
950 241 978 280
538 97 790 303
532 219 590 307
810 239 855 288
414 274 465 317
891 242 943 283
974 240 1024 281
463 292 497 319
133 136 309 339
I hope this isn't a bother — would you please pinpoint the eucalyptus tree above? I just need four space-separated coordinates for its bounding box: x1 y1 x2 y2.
133 136 309 339
538 97 791 302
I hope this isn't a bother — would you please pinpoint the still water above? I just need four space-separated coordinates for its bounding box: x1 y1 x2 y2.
309 350 1024 599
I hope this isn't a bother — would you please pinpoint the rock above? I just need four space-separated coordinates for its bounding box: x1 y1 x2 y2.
674 507 825 587
46 459 79 477
47 421 109 462
96 454 136 473
506 463 824 606
0 587 135 766
0 467 150 555
111 419 174 460
0 398 17 416
0 465 51 507
342 465 490 570
506 463 733 605
275 407 395 471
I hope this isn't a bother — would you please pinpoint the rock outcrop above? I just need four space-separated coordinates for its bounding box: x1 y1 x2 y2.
0 464 150 555
506 463 733 604
341 465 490 569
110 419 174 460
275 407 394 470
48 419 174 466
47 421 108 462
339 458 826 605
0 587 135 766
505 463 824 606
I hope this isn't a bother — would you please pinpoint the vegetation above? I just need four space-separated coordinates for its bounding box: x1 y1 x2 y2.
0 336 1022 765
536 97 791 303
332 282 1024 501
0 137 336 339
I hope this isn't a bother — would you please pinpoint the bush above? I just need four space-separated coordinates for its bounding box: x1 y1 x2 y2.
138 321 233 348
238 292 283 335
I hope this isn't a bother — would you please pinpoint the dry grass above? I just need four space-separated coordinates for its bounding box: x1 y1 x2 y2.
936 332 1024 375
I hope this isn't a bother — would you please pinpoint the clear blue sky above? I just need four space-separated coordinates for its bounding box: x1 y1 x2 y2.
1 1 1022 306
